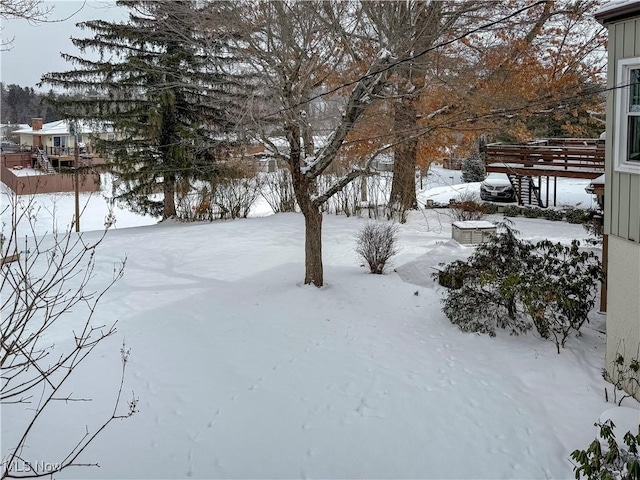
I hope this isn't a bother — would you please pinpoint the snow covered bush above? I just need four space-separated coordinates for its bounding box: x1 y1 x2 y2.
520 240 604 352
571 419 640 480
437 222 603 352
438 222 534 337
355 221 398 274
443 283 532 336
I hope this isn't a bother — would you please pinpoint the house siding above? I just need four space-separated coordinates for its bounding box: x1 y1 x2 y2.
605 18 640 243
602 12 640 401
605 236 640 398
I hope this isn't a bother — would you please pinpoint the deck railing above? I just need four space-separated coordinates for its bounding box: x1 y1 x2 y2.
484 139 605 176
35 146 93 157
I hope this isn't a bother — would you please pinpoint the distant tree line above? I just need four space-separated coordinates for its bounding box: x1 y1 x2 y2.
0 83 61 124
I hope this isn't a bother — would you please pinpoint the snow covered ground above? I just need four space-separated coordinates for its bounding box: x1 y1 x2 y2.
1 165 637 479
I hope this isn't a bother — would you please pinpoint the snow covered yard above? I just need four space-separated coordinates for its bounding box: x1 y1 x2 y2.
2 168 636 479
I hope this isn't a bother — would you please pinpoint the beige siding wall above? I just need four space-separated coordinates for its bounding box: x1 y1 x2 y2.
605 236 640 400
605 18 640 243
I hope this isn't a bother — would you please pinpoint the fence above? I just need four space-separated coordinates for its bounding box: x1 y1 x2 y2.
1 166 101 195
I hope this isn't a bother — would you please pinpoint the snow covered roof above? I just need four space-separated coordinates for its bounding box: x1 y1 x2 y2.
589 173 606 186
452 220 496 229
13 119 112 136
595 0 640 23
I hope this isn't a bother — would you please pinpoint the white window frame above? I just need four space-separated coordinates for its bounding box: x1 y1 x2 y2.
614 57 640 174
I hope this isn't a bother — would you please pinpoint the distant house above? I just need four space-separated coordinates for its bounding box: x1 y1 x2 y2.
13 118 114 157
1 123 30 140
596 1 640 401
1 117 110 195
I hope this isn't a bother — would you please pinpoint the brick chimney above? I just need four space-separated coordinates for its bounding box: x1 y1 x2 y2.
32 118 43 131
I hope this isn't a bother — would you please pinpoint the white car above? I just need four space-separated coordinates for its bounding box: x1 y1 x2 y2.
480 174 516 202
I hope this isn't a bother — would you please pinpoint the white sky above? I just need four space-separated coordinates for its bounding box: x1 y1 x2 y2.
1 0 127 89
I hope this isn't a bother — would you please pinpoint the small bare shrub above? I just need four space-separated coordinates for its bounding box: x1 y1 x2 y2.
355 221 398 274
213 176 262 219
259 168 297 213
449 191 489 221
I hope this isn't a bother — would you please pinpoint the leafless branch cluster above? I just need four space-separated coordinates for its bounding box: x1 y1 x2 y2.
0 193 134 479
355 221 398 275
1 0 53 50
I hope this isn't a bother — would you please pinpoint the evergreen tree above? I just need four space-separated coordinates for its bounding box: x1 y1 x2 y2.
461 148 486 183
41 0 247 218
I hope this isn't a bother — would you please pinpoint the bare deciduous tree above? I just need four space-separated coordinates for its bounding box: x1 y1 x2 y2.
0 194 135 479
239 0 396 286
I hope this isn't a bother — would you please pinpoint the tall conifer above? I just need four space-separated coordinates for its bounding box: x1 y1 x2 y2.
41 1 247 218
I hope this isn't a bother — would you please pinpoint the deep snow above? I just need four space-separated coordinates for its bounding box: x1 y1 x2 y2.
1 166 637 479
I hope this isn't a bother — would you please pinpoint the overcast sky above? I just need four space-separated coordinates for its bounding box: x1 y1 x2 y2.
1 1 127 89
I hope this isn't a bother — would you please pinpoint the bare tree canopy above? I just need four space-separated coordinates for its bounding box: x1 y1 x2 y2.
1 0 53 49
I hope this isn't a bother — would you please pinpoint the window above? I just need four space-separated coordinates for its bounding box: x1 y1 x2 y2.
53 136 68 148
615 58 640 173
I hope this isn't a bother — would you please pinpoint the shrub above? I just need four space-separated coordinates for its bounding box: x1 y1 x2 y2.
436 260 468 289
449 191 489 221
259 168 297 213
583 209 604 242
443 283 532 337
214 176 262 219
523 207 542 218
438 222 535 336
543 208 565 221
565 207 588 224
355 221 398 274
503 205 523 217
438 221 603 352
483 202 499 214
571 420 640 480
603 352 640 406
520 240 604 352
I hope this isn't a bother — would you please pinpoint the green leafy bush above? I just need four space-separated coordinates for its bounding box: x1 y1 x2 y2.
543 209 565 221
565 207 589 224
571 420 640 480
523 207 543 218
502 205 523 217
520 240 604 352
483 202 499 214
437 222 603 352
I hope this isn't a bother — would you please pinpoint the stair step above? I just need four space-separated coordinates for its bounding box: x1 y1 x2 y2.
507 174 545 208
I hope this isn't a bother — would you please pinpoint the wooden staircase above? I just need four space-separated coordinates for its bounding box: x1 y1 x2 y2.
508 174 545 208
37 149 56 174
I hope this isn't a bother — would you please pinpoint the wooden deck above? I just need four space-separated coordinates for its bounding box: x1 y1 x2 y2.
484 139 605 179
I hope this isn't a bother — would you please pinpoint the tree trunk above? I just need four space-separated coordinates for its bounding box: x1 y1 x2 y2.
303 206 323 287
163 176 176 219
389 96 418 220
